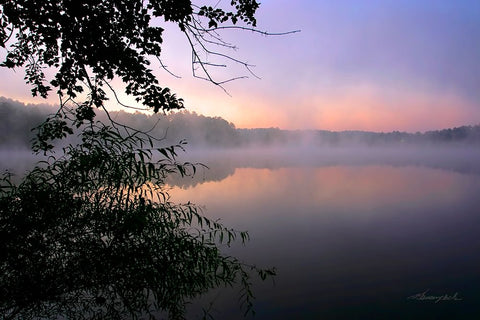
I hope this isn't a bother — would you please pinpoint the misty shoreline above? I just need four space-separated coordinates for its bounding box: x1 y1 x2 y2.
2 145 480 188
2 97 480 186
2 96 480 150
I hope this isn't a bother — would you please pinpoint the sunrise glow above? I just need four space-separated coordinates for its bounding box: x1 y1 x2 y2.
1 0 479 132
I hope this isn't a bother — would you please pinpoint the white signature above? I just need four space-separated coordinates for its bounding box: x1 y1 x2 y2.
407 289 463 303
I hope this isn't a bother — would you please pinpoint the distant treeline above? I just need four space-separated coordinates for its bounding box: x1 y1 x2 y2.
0 98 55 149
1 97 480 149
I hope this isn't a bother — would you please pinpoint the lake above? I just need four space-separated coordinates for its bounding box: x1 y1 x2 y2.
169 147 480 319
1 146 480 319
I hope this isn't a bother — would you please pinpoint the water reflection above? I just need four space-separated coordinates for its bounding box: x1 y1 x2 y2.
171 164 480 319
170 165 475 223
2 147 480 318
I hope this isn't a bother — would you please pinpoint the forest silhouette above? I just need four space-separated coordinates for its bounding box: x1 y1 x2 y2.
2 98 480 151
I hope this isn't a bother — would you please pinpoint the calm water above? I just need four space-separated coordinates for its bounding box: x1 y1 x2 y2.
169 151 480 319
2 147 480 319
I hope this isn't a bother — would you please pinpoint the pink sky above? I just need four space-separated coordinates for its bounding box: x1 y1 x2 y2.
1 0 479 132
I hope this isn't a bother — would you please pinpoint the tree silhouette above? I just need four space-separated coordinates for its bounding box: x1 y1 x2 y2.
0 0 267 114
0 0 300 149
0 1 278 319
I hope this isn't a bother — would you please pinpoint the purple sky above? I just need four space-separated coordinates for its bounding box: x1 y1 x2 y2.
1 0 479 131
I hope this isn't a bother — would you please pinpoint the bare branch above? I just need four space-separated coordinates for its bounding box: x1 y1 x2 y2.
104 81 151 111
189 16 237 50
156 56 181 79
183 30 231 95
179 13 299 92
198 26 301 36
99 103 168 142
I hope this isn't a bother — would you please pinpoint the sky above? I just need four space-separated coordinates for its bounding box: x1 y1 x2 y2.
1 0 480 132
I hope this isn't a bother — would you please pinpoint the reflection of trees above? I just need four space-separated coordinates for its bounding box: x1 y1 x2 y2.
167 157 237 189
0 123 274 320
172 147 480 187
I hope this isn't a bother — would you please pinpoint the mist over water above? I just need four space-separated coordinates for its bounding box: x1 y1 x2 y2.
0 148 40 179
169 160 480 319
167 145 480 189
3 143 479 319
2 98 480 318
2 96 480 151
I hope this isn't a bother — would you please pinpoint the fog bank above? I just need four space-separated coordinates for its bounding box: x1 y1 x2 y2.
1 97 480 151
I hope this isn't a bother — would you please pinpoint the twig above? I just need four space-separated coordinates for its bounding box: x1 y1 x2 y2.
104 81 150 111
156 56 181 79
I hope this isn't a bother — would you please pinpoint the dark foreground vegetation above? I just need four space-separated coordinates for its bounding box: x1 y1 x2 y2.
0 0 284 317
0 0 285 318
0 112 275 319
